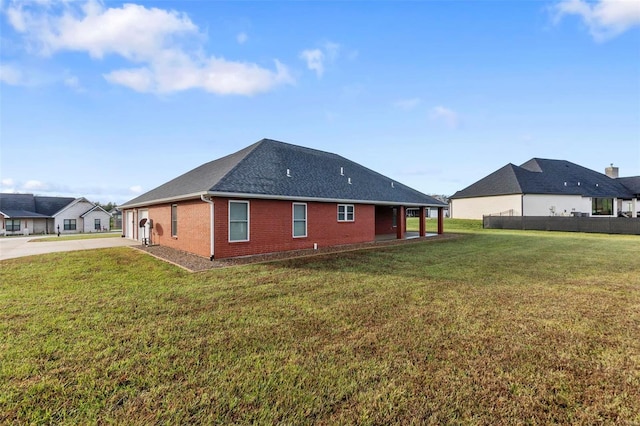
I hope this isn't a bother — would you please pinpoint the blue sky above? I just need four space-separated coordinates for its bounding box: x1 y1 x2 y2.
1 0 639 204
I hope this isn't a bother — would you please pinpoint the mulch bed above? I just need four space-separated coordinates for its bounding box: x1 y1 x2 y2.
134 233 461 272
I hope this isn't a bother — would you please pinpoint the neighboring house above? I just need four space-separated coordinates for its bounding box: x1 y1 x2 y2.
120 138 447 260
450 159 640 219
109 207 123 229
79 204 112 233
0 193 111 235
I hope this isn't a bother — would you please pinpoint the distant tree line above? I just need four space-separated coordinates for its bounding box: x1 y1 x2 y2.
94 201 117 212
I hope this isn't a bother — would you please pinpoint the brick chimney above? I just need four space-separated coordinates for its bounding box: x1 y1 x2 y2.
605 163 619 178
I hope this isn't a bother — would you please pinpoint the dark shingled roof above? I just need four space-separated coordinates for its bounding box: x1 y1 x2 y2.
618 176 640 196
451 158 636 199
34 196 77 216
121 139 445 208
0 193 76 218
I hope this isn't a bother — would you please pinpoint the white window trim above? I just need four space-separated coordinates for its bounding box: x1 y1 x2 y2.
229 200 250 242
292 202 307 238
337 204 355 222
171 204 178 237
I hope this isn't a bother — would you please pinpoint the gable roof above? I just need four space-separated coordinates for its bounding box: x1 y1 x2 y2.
0 193 75 218
80 205 110 217
50 197 93 217
618 176 640 196
121 139 445 208
451 158 636 199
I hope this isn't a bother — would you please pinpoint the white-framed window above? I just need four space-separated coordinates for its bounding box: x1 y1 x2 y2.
171 204 178 237
6 219 20 232
64 219 76 230
94 218 101 230
229 201 249 242
337 204 354 222
292 203 307 238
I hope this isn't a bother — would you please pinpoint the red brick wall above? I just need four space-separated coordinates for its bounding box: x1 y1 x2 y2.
146 200 211 258
375 206 396 235
131 198 376 259
214 198 375 259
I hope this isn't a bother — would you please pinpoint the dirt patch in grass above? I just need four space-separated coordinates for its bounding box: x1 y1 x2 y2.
135 233 462 272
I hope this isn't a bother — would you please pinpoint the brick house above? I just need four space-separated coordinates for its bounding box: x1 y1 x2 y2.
120 139 447 260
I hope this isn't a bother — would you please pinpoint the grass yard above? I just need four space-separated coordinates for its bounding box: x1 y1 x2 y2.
1 225 639 424
31 233 122 242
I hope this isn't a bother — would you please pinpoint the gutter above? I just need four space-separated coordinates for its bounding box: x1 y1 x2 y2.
121 191 446 209
200 195 215 261
206 191 447 208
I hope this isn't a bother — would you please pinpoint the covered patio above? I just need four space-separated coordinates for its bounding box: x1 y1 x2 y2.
374 205 445 241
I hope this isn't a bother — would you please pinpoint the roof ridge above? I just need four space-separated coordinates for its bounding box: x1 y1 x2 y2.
208 139 269 191
257 139 433 197
507 163 525 193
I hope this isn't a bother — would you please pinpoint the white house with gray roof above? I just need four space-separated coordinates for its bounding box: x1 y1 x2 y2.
450 159 639 220
0 194 111 235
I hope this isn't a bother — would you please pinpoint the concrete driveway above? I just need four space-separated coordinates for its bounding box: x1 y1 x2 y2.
0 234 140 261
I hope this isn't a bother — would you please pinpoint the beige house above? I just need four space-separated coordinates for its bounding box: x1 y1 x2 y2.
450 159 639 220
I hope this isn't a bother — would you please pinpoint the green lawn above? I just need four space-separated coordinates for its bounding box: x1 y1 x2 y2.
1 225 639 424
31 233 122 242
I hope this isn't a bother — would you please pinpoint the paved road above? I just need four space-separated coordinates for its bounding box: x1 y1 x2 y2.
0 234 140 261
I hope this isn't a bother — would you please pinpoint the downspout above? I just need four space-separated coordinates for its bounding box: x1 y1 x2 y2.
201 195 215 260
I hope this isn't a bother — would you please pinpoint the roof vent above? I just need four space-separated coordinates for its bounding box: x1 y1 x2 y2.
348 177 352 185
286 168 291 178
564 182 567 186
578 182 581 186
391 182 394 188
340 167 344 176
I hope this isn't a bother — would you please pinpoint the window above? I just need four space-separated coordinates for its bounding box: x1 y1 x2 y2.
94 218 101 230
6 219 20 232
64 219 76 230
229 201 249 242
337 204 354 222
171 204 178 237
293 203 307 238
592 198 613 216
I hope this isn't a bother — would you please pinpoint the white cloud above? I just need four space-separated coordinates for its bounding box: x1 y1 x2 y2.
236 32 248 44
300 49 325 77
323 41 340 61
63 74 84 92
429 106 460 129
5 0 293 95
393 98 422 111
104 67 154 92
0 177 141 202
300 41 341 78
553 0 640 41
1 178 16 192
0 64 25 85
23 180 48 190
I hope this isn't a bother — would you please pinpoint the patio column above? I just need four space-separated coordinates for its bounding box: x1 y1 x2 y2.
419 206 426 237
437 207 444 235
633 198 639 218
396 205 405 240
